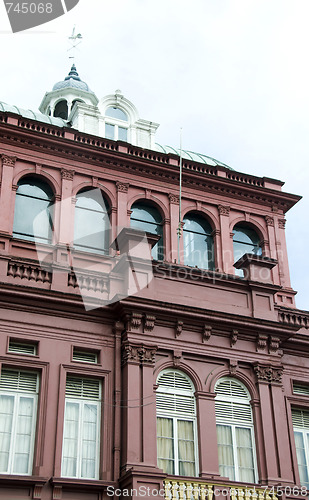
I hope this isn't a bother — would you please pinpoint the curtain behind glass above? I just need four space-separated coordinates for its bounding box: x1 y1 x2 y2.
81 403 98 479
236 427 255 483
62 401 79 477
13 397 34 474
178 420 195 476
0 395 14 472
294 431 309 488
217 424 235 480
157 417 174 474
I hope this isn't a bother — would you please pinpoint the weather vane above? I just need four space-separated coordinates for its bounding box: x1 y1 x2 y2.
68 26 83 61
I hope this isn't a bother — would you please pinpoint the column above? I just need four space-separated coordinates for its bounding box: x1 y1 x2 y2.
195 391 221 478
218 205 234 274
265 216 280 285
58 169 75 245
169 194 181 264
0 154 16 235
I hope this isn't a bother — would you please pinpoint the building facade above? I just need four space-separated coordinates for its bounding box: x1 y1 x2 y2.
0 66 308 500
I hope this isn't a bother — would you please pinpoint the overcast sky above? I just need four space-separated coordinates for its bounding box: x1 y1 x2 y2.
0 0 308 310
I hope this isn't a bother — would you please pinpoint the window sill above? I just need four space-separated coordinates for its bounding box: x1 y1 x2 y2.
0 474 48 486
51 477 116 490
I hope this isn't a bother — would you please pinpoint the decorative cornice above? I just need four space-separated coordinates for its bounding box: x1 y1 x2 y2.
143 314 156 333
218 204 230 216
126 312 143 331
256 333 268 352
202 324 212 343
1 154 16 167
175 320 183 338
168 193 179 205
229 359 238 375
265 216 274 227
269 336 280 353
61 168 74 180
278 218 286 229
121 343 157 366
254 364 283 384
230 329 238 347
173 349 182 367
116 181 129 193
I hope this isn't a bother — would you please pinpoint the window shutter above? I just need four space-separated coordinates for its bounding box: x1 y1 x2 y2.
157 370 193 392
72 349 98 364
8 340 37 356
293 384 309 397
0 369 38 393
215 378 252 425
65 376 100 400
292 409 309 429
156 370 195 417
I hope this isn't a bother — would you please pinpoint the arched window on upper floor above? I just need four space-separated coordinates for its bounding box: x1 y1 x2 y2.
13 177 54 243
183 213 214 270
74 189 110 254
215 377 258 483
233 224 262 276
105 106 128 142
54 100 68 120
156 369 198 476
130 202 163 260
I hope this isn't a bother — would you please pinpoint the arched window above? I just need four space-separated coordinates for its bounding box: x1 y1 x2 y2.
54 100 68 120
233 224 262 276
130 202 163 260
215 378 258 483
105 106 128 142
156 370 198 476
292 408 309 489
13 177 54 243
183 214 214 269
74 189 110 254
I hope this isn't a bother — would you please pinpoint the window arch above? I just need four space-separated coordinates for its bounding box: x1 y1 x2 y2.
54 100 68 120
105 106 128 142
215 377 258 483
130 202 163 260
13 177 54 243
183 213 214 269
74 189 110 254
156 369 198 476
233 224 262 276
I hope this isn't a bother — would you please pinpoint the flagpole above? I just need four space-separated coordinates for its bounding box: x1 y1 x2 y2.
177 128 183 264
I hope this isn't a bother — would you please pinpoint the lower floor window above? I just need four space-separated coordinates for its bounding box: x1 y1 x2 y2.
157 417 195 476
216 424 256 483
0 369 38 475
61 376 101 480
292 409 309 489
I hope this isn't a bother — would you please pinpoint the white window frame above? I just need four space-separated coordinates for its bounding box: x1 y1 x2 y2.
61 378 101 480
156 369 199 477
292 409 309 489
215 377 258 483
105 119 129 142
0 370 38 475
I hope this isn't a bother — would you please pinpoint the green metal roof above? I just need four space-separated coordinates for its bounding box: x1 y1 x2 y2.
0 101 66 126
155 143 233 170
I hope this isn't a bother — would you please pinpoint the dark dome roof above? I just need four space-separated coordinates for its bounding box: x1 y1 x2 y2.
52 64 93 92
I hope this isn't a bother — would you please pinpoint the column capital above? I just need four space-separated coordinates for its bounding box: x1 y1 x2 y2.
121 342 157 367
1 154 16 167
61 168 74 180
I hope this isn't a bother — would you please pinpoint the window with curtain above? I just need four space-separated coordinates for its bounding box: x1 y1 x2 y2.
105 106 128 142
233 224 262 276
0 368 39 475
13 177 54 243
183 214 214 270
130 202 164 260
61 376 101 480
156 370 198 476
74 189 110 254
292 408 309 489
215 378 258 483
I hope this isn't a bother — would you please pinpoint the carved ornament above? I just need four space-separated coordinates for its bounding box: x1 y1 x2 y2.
230 329 238 347
143 314 156 333
121 343 157 366
61 168 74 180
202 324 212 343
256 334 268 352
169 193 179 205
254 364 283 384
175 320 183 338
278 219 286 229
1 154 16 167
269 336 280 353
218 205 230 216
116 181 129 193
265 216 274 227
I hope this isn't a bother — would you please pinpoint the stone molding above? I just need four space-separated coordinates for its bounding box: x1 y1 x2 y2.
1 154 16 167
61 168 74 180
116 181 129 193
121 343 157 366
254 364 283 384
218 204 230 216
168 193 179 205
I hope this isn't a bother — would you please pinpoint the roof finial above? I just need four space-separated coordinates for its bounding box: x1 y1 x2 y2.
68 25 83 64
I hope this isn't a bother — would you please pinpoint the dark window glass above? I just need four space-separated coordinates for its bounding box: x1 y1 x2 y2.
74 190 109 254
105 107 128 121
13 178 54 243
183 214 214 270
233 224 262 276
54 100 68 120
130 203 163 260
